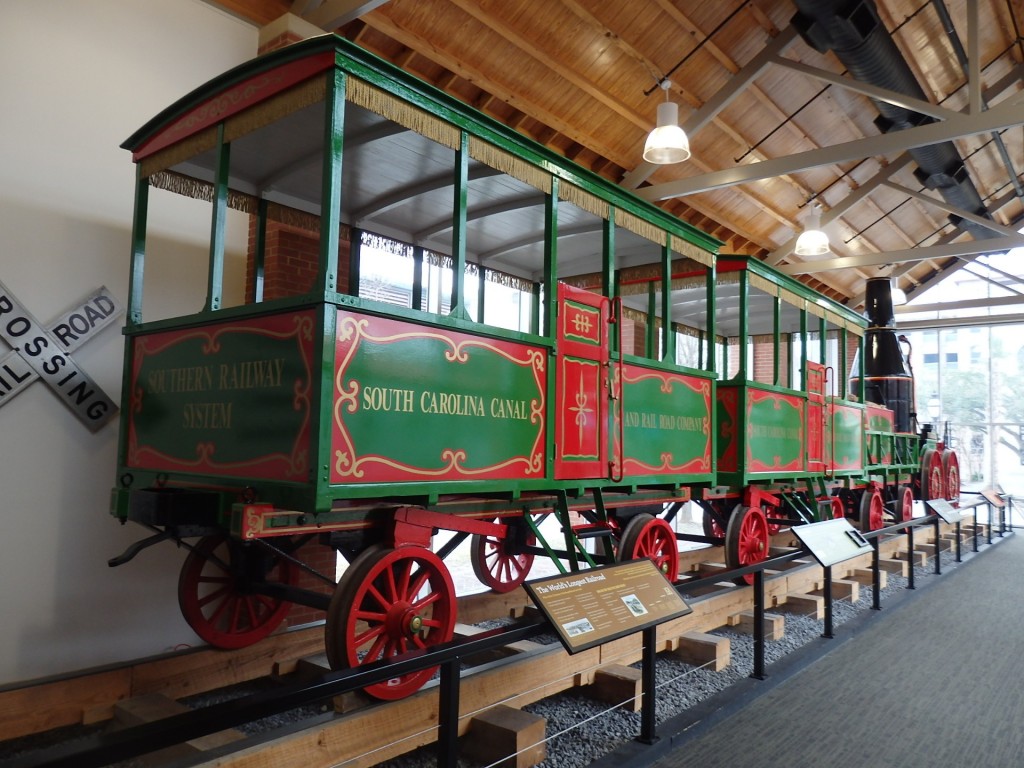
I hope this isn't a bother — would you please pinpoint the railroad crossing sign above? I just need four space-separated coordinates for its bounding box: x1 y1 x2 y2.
0 280 121 432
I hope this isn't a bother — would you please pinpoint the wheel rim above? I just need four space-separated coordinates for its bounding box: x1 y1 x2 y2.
325 546 455 700
942 451 961 503
470 527 535 593
921 449 944 501
725 505 769 585
178 535 294 650
619 514 679 582
898 485 914 522
830 496 845 520
859 489 885 531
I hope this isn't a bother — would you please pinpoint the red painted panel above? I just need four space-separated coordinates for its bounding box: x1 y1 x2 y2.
555 283 609 479
133 53 335 161
717 387 739 473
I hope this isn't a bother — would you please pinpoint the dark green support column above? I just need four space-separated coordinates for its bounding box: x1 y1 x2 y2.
412 245 424 310
206 123 229 313
661 237 674 363
251 198 267 304
127 168 148 326
317 69 345 297
773 295 781 386
449 131 469 320
705 265 716 377
737 270 749 380
646 282 657 359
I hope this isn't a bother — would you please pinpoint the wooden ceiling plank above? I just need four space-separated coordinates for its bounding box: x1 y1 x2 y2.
360 8 626 162
445 0 650 131
650 0 741 75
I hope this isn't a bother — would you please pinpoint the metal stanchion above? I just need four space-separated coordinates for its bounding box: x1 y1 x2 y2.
437 659 461 768
639 626 658 744
906 522 915 590
871 537 882 611
752 569 766 680
822 565 833 639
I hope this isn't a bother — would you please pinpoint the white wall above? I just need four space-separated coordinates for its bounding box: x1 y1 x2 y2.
0 0 257 684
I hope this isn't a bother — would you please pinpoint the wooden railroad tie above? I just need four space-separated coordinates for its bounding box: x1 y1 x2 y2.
464 704 547 768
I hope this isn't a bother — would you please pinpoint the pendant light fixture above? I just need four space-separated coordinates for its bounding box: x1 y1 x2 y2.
643 80 690 164
794 202 830 256
890 278 908 306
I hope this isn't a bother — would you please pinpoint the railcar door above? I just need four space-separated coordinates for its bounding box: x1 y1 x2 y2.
806 361 826 473
554 283 611 480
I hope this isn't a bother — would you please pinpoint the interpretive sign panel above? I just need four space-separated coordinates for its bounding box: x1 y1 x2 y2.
926 498 962 523
981 489 1005 508
793 518 872 568
524 559 691 655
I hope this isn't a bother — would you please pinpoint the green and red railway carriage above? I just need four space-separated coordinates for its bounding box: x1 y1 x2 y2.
110 34 722 699
109 35 956 698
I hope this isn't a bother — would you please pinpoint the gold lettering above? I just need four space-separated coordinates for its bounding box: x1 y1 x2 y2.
362 386 415 412
217 358 286 390
162 365 213 393
181 402 233 429
490 397 528 420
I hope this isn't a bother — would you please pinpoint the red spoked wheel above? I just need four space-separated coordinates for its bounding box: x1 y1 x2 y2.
618 513 680 583
702 507 726 539
725 505 769 586
830 496 845 520
942 450 961 504
920 448 944 501
896 484 914 523
859 489 885 531
325 545 456 700
178 535 295 650
470 524 535 593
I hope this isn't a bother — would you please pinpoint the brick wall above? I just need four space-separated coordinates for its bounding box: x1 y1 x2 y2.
245 218 351 301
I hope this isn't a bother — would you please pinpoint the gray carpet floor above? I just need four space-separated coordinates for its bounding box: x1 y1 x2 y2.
649 532 1024 768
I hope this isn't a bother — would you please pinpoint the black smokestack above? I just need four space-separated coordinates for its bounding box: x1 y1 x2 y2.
849 278 914 432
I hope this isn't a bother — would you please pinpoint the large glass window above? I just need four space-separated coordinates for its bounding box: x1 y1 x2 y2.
356 230 533 333
897 251 1024 492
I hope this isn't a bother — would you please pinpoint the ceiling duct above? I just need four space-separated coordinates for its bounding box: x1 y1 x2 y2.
791 0 999 246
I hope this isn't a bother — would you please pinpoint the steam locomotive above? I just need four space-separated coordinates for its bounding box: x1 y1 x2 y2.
108 35 956 699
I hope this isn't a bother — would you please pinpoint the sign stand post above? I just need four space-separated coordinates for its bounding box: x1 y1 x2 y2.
525 559 692 745
927 498 964 564
793 518 873 639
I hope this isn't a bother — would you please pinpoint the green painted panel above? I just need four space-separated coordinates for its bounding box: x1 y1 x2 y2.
618 366 713 476
332 311 546 483
746 389 804 473
125 311 317 482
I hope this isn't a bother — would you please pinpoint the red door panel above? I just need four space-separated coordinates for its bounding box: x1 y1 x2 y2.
555 283 609 479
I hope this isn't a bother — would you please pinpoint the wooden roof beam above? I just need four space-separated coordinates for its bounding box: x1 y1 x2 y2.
777 234 1024 275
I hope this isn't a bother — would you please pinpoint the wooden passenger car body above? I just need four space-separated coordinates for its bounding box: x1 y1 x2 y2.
110 35 725 697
